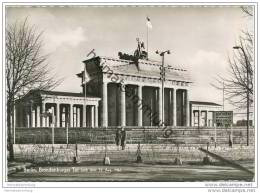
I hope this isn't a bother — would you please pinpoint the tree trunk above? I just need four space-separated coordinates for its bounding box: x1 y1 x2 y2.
7 100 14 161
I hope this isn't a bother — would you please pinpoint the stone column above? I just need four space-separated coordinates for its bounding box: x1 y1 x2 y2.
190 108 193 127
102 82 108 127
46 113 49 127
83 104 86 127
198 110 201 127
30 107 35 127
31 107 35 127
56 103 60 127
137 85 143 126
91 106 95 127
186 89 190 127
76 107 79 127
41 103 46 127
158 87 163 125
95 105 99 127
172 88 177 126
51 106 55 125
206 110 209 127
120 84 126 126
70 104 73 127
36 106 40 127
192 111 195 127
27 113 30 128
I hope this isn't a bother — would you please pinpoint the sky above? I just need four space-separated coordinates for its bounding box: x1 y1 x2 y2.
6 6 253 120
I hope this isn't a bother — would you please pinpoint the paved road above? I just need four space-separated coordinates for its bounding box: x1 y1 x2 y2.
8 161 254 182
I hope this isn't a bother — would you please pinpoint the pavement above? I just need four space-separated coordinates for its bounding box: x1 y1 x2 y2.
8 162 254 182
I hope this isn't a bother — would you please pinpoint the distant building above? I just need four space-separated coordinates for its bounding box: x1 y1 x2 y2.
190 101 222 127
15 90 100 128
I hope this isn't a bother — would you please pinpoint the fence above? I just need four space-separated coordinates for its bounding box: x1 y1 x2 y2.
15 126 255 145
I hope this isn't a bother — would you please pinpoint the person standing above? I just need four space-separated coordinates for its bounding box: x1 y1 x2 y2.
136 142 142 163
121 127 126 150
115 128 121 150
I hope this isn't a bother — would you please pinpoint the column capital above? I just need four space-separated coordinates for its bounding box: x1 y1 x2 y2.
120 83 126 91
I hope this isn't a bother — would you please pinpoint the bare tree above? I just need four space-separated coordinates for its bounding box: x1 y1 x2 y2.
6 19 60 160
213 33 253 110
213 7 254 110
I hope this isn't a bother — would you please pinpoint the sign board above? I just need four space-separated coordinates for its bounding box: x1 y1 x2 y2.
213 111 233 127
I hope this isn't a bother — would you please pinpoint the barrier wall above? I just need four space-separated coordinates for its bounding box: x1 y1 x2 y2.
13 144 255 163
15 126 255 145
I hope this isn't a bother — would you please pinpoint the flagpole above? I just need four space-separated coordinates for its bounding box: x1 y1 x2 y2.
84 82 86 127
84 68 86 127
146 20 148 60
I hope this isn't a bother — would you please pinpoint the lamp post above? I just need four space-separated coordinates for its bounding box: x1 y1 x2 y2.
233 46 250 146
156 50 171 126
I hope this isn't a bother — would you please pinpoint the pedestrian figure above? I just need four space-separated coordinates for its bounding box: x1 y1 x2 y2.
115 128 121 150
121 127 126 150
136 142 142 163
228 134 233 148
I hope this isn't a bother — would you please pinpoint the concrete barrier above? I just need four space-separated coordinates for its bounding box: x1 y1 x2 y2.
13 144 254 164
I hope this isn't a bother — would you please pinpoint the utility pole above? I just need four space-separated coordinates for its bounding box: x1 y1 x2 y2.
223 82 225 111
83 66 87 127
156 50 171 126
233 46 250 146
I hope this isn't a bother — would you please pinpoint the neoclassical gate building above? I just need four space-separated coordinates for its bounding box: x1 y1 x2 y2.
80 56 191 127
15 55 195 128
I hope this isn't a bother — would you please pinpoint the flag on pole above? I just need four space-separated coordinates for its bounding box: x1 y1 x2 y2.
146 17 152 29
83 65 89 84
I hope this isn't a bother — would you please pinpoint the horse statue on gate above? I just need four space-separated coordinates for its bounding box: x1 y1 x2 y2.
134 38 147 60
118 38 148 71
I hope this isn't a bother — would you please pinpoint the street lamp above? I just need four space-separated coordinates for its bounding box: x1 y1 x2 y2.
233 46 250 146
156 50 171 126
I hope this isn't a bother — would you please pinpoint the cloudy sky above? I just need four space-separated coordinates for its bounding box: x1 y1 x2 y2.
6 6 253 118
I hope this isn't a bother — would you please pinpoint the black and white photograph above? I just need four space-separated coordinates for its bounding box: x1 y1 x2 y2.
1 1 259 192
